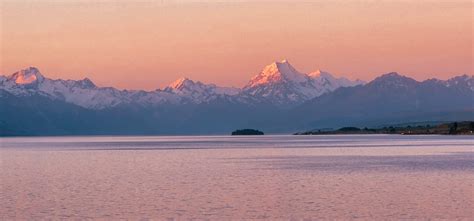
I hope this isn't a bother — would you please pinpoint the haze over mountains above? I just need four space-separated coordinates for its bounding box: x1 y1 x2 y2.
1 60 472 135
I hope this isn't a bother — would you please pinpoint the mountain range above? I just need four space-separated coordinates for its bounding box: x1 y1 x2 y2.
1 60 472 135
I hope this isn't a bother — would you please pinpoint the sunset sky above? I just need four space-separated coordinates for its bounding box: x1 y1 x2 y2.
1 0 472 90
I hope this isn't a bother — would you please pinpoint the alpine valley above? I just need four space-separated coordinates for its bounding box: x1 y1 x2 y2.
1 60 473 135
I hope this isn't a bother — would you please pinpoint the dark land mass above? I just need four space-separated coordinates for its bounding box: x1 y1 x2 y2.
232 129 264 135
295 121 474 135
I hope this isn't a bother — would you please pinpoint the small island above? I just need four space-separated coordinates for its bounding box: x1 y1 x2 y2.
231 129 264 135
294 121 474 135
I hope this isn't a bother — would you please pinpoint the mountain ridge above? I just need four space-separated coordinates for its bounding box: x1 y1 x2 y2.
287 72 474 131
0 61 367 109
1 62 472 135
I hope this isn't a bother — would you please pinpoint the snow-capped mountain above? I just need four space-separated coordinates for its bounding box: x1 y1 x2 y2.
242 60 364 106
3 65 470 114
0 67 183 109
0 63 365 110
163 77 240 103
1 66 472 135
0 67 241 110
444 74 474 92
308 70 366 90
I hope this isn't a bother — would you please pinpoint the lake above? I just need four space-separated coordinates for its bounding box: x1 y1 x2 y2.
1 135 473 219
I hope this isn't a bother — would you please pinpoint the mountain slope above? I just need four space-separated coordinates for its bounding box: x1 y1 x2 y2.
0 65 363 110
0 67 195 109
0 88 206 135
287 72 474 130
163 77 240 103
242 60 364 106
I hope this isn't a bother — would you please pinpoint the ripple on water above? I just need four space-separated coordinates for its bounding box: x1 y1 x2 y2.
0 135 473 219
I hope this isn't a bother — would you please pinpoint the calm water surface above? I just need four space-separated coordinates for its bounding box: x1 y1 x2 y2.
1 135 473 220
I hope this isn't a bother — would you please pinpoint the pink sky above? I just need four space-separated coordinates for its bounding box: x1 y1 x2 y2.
1 1 472 90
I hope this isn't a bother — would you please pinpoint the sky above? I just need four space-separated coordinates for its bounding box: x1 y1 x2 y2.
1 0 472 90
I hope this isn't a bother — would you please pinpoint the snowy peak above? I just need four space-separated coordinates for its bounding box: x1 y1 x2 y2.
164 77 239 102
245 60 307 88
445 74 474 91
307 69 333 79
308 70 365 87
8 67 44 85
0 67 131 109
164 77 206 95
165 77 239 96
167 77 193 90
242 61 364 106
165 77 198 90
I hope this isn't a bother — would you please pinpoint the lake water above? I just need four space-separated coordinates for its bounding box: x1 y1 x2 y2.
1 135 473 220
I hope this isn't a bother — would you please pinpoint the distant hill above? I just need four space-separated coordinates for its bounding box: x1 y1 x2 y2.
295 121 474 135
286 73 473 131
